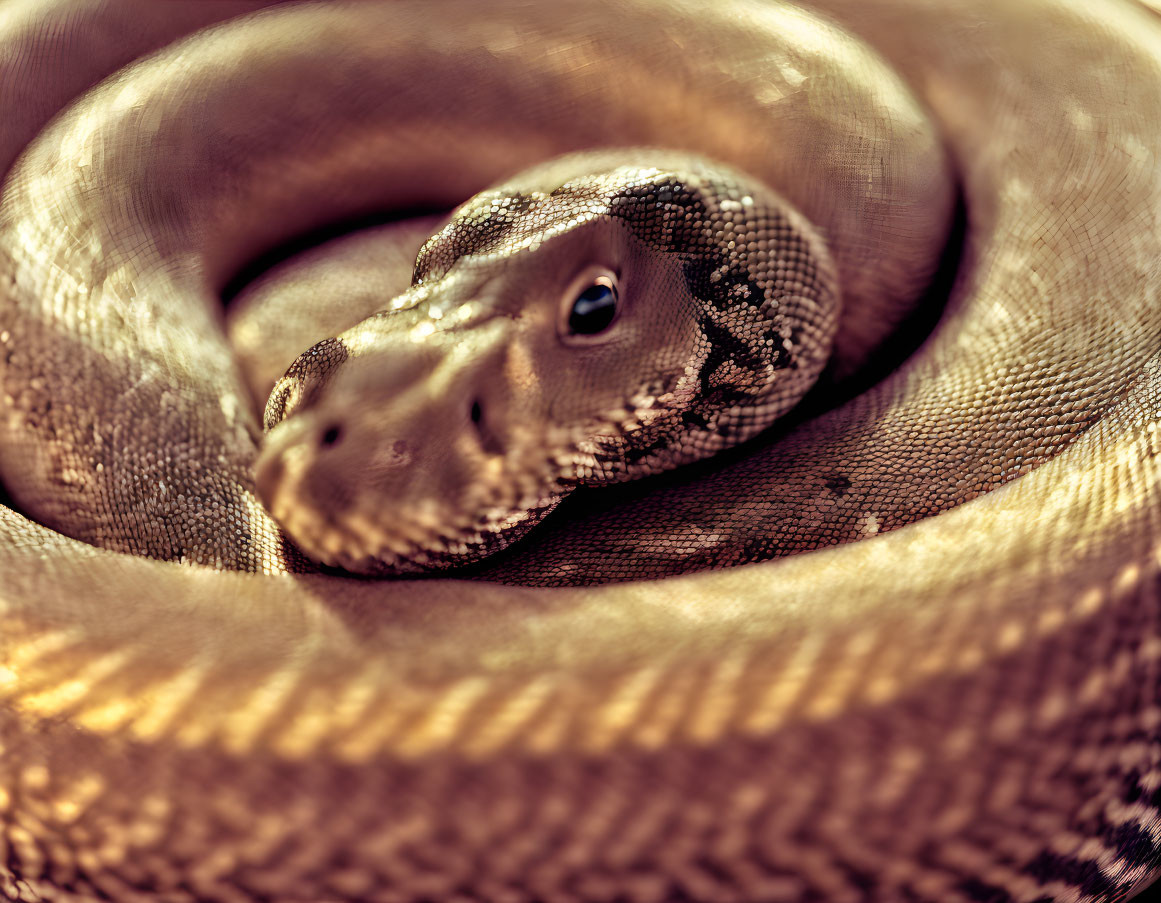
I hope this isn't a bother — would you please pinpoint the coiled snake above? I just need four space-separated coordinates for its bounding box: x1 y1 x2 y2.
2 1 1161 900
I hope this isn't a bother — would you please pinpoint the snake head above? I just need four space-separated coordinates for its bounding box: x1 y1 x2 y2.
256 152 839 575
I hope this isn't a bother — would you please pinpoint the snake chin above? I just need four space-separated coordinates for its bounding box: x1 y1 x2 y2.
269 488 563 576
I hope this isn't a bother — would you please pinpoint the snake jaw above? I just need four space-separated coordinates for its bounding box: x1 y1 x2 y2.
256 334 663 574
257 369 575 574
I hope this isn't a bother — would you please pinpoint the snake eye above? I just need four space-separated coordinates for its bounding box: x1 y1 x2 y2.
567 277 619 335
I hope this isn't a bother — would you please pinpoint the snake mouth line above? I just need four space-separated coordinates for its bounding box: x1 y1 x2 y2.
258 378 691 573
269 492 562 575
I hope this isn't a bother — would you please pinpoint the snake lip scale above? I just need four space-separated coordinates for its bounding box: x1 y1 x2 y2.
1 1 1161 902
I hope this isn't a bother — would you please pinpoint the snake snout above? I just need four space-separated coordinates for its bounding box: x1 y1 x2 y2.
255 330 540 573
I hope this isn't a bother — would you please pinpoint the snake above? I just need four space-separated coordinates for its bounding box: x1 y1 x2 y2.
2 0 1161 900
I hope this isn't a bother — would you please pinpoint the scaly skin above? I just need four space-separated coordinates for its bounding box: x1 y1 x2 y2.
256 152 853 574
2 1 1161 901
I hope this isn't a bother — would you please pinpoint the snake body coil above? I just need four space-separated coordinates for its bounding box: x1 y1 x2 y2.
2 1 1161 901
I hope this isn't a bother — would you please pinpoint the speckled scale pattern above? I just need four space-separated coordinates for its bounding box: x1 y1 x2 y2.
1 0 1161 901
410 162 834 485
256 156 840 574
263 338 350 432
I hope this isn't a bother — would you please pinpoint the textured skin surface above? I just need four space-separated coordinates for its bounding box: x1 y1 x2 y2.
2 1 1161 901
258 153 848 573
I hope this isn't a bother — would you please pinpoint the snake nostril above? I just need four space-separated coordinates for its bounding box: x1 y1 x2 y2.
468 398 504 457
319 423 344 448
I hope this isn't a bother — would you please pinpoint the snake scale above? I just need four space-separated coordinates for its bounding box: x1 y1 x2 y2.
2 0 1161 900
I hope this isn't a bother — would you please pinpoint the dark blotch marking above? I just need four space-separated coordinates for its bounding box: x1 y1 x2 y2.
697 318 767 402
1106 819 1159 864
608 178 704 255
683 257 792 399
957 878 1015 903
681 410 709 429
824 474 852 497
1022 851 1115 899
682 256 767 313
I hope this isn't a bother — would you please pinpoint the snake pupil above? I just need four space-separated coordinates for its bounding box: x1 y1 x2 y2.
568 283 618 335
